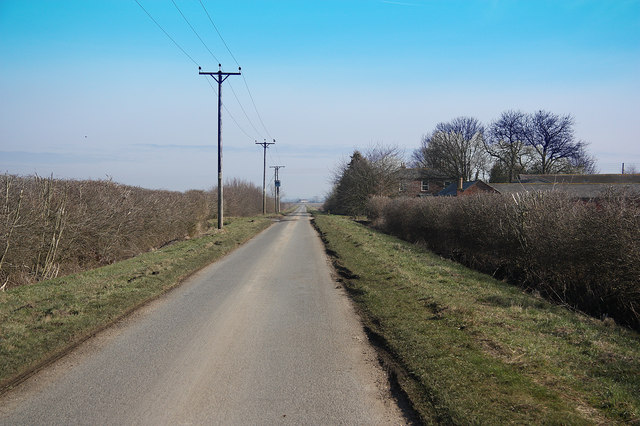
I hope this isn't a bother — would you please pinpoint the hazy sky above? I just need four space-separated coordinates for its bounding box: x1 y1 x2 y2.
1 0 639 199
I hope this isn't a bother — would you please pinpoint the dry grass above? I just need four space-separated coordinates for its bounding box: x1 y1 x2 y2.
367 191 640 330
0 216 272 391
313 212 640 424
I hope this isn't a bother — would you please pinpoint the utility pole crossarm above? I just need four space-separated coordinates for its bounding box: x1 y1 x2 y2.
198 65 241 80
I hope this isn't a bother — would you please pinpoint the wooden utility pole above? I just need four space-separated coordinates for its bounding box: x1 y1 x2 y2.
256 139 275 214
270 165 285 213
199 64 241 229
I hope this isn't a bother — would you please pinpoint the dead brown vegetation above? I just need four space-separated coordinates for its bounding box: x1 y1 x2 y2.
0 174 274 289
368 191 640 330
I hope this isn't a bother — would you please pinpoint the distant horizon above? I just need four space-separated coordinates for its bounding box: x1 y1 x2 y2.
2 0 638 199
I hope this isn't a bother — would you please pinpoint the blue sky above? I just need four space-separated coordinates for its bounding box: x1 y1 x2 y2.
1 0 639 199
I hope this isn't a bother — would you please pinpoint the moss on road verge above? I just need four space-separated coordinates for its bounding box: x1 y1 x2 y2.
0 217 272 392
312 212 640 425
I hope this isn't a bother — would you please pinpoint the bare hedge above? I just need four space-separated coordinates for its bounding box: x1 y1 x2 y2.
368 191 640 330
0 175 274 289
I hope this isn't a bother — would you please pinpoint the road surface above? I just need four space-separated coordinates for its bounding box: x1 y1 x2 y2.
0 206 404 425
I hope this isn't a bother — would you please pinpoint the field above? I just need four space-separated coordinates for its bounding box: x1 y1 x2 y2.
312 212 640 424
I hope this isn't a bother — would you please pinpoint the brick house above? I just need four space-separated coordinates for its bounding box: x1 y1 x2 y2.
439 179 498 196
398 167 455 197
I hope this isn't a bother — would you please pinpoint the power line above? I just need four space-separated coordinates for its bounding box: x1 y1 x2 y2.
136 0 273 164
267 150 277 175
134 0 273 211
175 0 267 143
133 0 199 66
198 0 240 67
268 142 283 172
227 81 263 139
171 0 220 64
204 78 254 140
225 102 255 140
272 141 284 168
196 0 273 140
242 75 273 140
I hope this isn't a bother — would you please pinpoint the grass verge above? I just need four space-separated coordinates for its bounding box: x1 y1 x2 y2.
312 212 640 425
0 217 272 392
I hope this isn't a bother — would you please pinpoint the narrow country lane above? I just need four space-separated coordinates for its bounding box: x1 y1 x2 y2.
0 206 404 425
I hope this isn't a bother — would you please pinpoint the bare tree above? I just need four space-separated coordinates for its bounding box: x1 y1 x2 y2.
325 145 404 216
364 143 404 197
553 144 598 174
523 110 585 174
625 164 639 174
485 110 531 182
412 117 488 181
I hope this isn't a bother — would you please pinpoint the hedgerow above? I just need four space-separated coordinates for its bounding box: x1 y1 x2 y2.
368 191 640 330
0 174 274 289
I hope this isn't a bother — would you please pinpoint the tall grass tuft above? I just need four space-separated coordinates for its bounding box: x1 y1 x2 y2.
368 191 640 330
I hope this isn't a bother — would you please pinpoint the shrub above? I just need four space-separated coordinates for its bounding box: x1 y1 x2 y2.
368 191 640 330
0 174 273 289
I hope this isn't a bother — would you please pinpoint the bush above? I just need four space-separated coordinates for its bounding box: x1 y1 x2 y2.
368 191 640 330
0 174 273 289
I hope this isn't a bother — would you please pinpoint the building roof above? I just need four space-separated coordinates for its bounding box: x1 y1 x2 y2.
517 174 640 184
488 182 640 198
438 180 478 196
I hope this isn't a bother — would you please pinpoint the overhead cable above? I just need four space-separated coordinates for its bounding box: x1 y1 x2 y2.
171 0 220 64
133 0 199 66
197 0 274 140
242 75 273 141
228 81 263 139
204 78 254 140
198 0 240 67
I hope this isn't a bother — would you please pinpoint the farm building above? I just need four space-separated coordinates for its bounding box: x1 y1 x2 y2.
400 171 640 199
398 167 455 197
438 179 497 197
488 174 640 199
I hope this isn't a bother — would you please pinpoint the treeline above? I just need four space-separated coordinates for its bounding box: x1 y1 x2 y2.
413 110 597 183
323 109 640 330
367 192 640 330
325 109 602 217
0 175 274 289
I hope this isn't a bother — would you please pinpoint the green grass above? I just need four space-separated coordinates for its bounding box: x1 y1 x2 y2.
0 217 272 391
312 212 640 425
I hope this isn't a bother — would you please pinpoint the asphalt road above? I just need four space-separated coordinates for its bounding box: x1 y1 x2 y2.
0 206 404 425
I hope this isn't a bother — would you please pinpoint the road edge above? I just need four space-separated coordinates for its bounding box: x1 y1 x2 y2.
309 213 424 425
0 219 275 396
